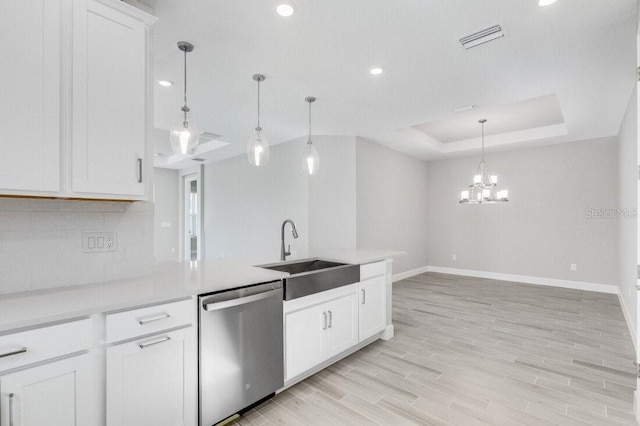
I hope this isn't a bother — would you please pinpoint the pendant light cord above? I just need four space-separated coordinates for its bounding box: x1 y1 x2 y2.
308 100 312 144
481 120 485 162
257 79 261 129
182 48 188 122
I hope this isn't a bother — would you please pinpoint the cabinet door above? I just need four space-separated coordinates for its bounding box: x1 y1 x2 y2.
0 354 93 426
358 276 387 341
285 304 326 381
325 292 359 359
106 327 195 426
0 0 61 195
71 0 147 199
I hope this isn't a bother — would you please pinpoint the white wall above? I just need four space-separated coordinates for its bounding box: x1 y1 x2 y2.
618 86 637 339
154 167 179 262
356 138 430 274
203 139 309 263
0 198 154 294
308 136 357 255
426 137 619 287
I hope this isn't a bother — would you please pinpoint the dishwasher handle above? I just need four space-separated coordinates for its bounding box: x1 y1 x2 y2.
202 288 281 312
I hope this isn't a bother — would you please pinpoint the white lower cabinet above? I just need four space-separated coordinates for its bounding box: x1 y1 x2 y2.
285 287 358 381
285 303 327 380
358 275 387 341
284 261 391 383
104 298 196 426
106 327 195 426
325 293 359 358
0 353 94 426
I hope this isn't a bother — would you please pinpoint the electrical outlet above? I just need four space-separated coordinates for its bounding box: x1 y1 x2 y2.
570 263 577 271
83 231 117 253
452 254 457 261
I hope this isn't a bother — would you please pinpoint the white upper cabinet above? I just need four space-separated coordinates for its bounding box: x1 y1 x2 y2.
0 0 155 200
71 0 149 199
0 0 61 195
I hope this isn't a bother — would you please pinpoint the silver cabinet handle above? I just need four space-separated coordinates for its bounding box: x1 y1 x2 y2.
328 310 332 329
361 289 366 304
323 312 327 330
138 313 170 325
0 347 27 359
138 336 171 349
8 392 14 426
137 158 143 183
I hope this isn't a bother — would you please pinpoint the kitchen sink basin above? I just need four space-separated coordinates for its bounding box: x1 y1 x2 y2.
261 259 346 274
259 258 360 300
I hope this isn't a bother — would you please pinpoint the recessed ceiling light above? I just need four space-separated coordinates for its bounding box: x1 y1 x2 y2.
276 1 296 17
538 0 558 6
158 80 173 87
370 67 384 75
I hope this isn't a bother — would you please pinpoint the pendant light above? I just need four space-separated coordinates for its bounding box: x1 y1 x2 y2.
247 74 270 167
459 119 509 204
303 96 319 175
170 41 200 155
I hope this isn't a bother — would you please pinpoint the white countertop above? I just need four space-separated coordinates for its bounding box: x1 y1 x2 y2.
0 249 405 333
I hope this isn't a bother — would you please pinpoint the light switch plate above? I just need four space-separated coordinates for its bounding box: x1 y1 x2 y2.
83 231 117 253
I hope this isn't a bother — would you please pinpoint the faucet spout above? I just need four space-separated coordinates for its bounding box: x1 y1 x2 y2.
280 219 299 261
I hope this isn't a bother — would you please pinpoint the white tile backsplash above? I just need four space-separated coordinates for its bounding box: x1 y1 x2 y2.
0 199 153 295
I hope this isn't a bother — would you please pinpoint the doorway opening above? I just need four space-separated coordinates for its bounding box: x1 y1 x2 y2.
184 174 200 261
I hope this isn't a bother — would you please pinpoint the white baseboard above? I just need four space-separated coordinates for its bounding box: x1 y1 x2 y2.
381 324 394 340
618 292 637 352
426 266 618 295
392 266 430 282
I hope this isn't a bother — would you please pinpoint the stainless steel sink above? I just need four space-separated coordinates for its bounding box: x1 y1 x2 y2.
259 258 360 300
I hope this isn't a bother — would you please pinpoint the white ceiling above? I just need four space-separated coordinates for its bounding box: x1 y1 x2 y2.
147 0 636 166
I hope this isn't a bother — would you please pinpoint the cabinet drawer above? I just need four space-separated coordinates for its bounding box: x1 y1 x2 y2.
360 261 386 281
0 318 92 372
105 299 193 343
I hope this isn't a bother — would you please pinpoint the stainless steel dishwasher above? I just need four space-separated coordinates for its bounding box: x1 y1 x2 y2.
198 281 284 426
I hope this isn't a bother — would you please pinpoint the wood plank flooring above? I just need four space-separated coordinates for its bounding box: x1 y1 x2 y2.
233 272 637 425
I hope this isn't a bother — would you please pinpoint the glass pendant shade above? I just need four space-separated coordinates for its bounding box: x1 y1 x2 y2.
170 116 200 155
303 141 319 175
247 127 270 167
302 96 318 175
247 74 270 167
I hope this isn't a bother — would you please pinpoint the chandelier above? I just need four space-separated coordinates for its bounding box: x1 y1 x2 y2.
460 119 509 204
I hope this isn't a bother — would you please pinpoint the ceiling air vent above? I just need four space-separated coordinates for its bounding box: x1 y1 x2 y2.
459 25 504 49
192 157 206 162
200 132 222 143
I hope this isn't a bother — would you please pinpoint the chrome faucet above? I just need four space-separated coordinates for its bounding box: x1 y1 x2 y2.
280 219 299 261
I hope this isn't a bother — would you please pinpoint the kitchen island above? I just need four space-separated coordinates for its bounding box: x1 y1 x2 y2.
0 249 404 426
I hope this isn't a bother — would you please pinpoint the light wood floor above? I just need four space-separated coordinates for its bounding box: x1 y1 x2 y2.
234 272 637 425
